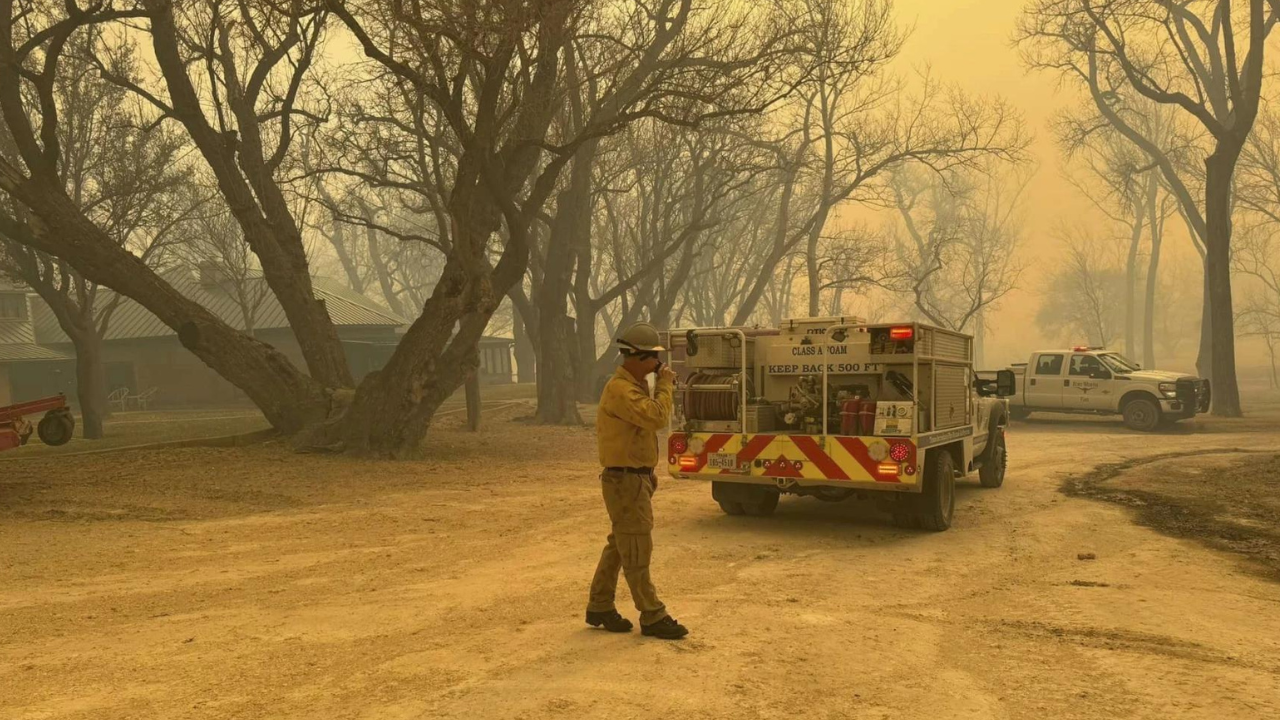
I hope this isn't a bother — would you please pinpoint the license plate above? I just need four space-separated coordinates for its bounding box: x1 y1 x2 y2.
707 452 738 470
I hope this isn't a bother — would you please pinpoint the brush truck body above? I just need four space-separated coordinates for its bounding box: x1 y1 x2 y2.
662 319 1012 531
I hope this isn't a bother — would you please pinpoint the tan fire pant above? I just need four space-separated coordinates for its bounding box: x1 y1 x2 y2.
587 469 667 626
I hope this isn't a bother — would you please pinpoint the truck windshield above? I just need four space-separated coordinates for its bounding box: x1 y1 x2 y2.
1100 353 1140 374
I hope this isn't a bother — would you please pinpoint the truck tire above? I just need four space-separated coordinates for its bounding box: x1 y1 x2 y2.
37 411 74 447
712 481 747 515
713 482 779 517
743 488 780 517
979 431 1006 488
1122 396 1161 432
892 511 919 529
915 449 956 531
717 500 746 516
1010 407 1031 422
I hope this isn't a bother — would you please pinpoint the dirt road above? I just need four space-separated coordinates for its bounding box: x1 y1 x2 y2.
4 412 1280 719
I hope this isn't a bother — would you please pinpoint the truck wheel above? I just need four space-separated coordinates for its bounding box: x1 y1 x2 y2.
916 449 956 532
712 482 746 515
1122 397 1161 432
742 488 780 517
717 500 746 516
979 431 1006 488
1010 407 1031 422
892 511 920 529
37 411 74 447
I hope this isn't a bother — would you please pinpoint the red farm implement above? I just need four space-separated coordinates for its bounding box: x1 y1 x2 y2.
0 395 76 451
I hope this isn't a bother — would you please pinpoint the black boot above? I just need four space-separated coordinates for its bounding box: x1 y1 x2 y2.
586 610 633 633
640 616 689 640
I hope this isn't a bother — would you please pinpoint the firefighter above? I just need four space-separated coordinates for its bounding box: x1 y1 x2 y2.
585 321 689 640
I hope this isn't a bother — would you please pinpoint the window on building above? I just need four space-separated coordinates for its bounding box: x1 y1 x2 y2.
0 294 27 320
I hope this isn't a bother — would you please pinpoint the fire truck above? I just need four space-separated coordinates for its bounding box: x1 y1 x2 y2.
664 318 1014 531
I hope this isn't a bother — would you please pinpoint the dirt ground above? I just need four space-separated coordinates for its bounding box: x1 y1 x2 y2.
1065 450 1280 580
4 405 1280 719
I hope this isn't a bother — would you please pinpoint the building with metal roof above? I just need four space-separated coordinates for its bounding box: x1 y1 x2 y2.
0 287 73 405
6 267 515 409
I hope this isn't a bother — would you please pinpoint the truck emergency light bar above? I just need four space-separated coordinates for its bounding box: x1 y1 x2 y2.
1071 345 1105 351
889 326 914 340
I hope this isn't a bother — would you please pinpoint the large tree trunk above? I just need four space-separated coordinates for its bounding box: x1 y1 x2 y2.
511 299 537 383
533 142 595 425
535 314 582 424
1143 187 1162 369
1196 267 1213 379
1124 207 1145 359
332 262 498 456
75 332 108 439
574 310 600 404
1203 151 1242 416
326 167 529 455
6 176 332 433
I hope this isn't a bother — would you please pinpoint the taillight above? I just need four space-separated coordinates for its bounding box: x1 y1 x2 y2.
679 456 698 471
889 441 911 462
877 462 900 477
669 433 688 455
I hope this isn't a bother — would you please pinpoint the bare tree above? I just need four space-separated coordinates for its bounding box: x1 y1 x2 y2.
889 164 1025 363
1019 0 1277 416
520 1 792 424
730 0 1027 325
173 206 272 334
1038 227 1127 347
0 24 206 438
0 2 341 433
312 0 793 452
91 1 352 387
1233 224 1280 383
568 118 764 407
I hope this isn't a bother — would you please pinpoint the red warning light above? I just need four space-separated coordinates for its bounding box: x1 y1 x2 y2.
668 433 688 455
889 326 914 341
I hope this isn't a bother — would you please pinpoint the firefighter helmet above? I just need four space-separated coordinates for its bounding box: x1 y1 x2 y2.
617 321 666 353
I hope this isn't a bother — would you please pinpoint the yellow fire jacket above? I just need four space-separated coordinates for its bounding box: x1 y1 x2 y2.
597 366 673 469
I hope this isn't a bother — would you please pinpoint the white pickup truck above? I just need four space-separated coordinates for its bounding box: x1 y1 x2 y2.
992 347 1210 431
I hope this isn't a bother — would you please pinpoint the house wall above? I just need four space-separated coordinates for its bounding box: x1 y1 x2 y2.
5 361 75 404
476 340 514 385
33 329 514 409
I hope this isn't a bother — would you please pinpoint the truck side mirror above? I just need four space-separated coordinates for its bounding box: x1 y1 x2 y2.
996 369 1016 397
1090 370 1111 380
